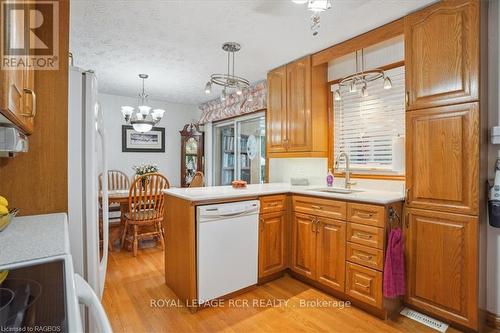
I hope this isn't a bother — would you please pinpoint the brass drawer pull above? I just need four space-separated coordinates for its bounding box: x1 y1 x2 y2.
356 232 373 240
357 212 373 219
357 254 373 261
259 218 265 231
267 202 279 207
311 205 323 210
355 282 370 291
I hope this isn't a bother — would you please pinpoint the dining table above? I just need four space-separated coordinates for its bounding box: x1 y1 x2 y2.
101 188 174 251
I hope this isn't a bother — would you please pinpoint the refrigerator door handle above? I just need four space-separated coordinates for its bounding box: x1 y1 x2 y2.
96 101 109 297
75 274 112 333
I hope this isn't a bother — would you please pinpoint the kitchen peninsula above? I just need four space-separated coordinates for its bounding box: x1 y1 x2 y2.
163 183 404 318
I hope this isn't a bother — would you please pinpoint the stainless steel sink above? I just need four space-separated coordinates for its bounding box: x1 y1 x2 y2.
308 187 364 194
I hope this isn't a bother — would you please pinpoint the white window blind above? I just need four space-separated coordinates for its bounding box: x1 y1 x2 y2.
333 66 405 172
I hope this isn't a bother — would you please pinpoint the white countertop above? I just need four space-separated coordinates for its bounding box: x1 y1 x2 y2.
0 213 70 268
163 183 405 205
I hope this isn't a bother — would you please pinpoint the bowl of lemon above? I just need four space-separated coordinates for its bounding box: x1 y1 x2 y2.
0 196 17 232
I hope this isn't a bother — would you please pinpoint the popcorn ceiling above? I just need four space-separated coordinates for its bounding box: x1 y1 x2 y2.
70 0 435 105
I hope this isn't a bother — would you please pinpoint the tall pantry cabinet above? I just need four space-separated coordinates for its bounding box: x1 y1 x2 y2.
404 0 480 330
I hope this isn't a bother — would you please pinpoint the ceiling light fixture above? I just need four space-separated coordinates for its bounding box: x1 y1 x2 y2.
205 42 250 102
291 0 332 36
334 49 392 101
121 74 165 133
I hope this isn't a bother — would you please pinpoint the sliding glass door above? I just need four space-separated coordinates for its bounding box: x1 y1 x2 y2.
213 112 266 185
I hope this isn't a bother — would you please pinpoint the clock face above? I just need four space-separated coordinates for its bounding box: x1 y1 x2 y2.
185 137 198 155
246 135 257 160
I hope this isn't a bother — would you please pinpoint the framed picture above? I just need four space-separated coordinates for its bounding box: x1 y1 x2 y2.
122 125 165 152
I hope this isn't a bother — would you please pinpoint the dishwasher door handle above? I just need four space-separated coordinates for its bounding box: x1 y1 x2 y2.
218 208 252 217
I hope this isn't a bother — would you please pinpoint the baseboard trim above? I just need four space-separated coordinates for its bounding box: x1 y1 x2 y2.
486 310 500 329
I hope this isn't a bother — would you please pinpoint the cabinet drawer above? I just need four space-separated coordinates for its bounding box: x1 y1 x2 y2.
292 196 346 220
346 262 382 309
347 242 383 271
260 195 287 213
347 203 385 227
347 223 384 249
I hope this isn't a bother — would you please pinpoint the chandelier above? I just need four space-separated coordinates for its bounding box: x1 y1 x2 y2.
204 42 250 101
120 74 165 133
291 0 332 36
333 49 392 101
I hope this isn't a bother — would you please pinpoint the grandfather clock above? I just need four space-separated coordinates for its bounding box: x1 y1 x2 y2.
180 123 204 187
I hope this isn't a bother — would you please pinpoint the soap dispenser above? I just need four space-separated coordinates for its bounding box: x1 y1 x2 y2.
326 168 334 187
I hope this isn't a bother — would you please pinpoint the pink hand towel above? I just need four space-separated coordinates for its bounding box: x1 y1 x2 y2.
383 227 405 298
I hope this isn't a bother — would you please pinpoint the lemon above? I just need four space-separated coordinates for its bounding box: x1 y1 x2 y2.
0 270 8 284
0 205 8 216
0 196 7 207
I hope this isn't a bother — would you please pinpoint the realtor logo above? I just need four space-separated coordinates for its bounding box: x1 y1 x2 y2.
1 0 59 70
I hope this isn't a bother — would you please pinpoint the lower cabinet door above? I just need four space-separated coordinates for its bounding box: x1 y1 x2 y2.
291 212 316 279
259 211 286 278
405 208 478 330
346 262 382 309
316 217 346 292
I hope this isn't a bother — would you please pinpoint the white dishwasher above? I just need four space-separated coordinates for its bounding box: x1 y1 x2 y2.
197 200 260 304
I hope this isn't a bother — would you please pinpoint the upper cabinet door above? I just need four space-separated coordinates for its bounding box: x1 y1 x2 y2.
406 103 479 215
0 2 36 135
267 65 288 153
316 217 346 292
405 208 478 330
286 56 312 152
405 0 479 110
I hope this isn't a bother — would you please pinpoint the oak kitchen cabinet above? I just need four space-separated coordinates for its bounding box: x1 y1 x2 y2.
405 208 478 329
291 196 346 293
405 0 479 110
266 65 287 154
404 0 481 330
266 56 328 157
0 3 36 135
258 195 288 278
405 103 479 215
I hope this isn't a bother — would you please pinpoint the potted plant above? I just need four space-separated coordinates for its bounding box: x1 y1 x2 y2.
132 163 159 188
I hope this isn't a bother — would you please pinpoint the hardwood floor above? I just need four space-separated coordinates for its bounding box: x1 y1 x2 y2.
102 248 477 333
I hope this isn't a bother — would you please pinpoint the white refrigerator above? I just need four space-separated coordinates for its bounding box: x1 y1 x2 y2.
67 66 109 301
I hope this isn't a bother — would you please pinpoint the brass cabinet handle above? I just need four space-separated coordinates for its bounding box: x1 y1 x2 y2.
21 88 36 118
311 205 323 210
315 219 320 234
259 218 265 231
405 188 410 205
357 253 373 261
267 202 278 207
356 232 373 240
355 282 370 291
357 212 373 219
405 91 409 107
311 217 316 233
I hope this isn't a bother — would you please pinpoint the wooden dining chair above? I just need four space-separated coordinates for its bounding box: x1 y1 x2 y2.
121 173 170 256
189 171 205 188
99 170 131 251
99 170 131 192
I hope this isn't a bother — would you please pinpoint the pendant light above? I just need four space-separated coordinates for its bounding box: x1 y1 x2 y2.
204 42 250 101
334 49 392 101
120 74 165 133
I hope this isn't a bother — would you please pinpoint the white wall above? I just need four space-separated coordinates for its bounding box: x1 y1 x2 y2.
268 157 405 193
269 158 328 185
487 0 500 316
98 93 201 187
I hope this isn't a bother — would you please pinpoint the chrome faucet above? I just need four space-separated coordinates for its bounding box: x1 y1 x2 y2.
335 152 356 190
